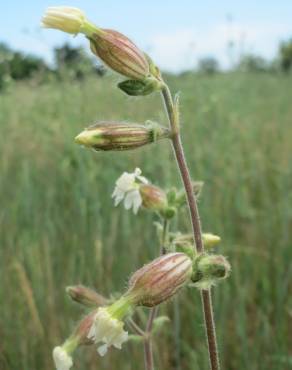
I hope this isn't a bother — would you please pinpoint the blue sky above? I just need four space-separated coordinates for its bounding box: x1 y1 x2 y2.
2 0 292 71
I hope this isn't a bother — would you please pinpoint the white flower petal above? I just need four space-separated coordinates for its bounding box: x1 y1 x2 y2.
112 169 148 213
97 344 108 356
137 175 149 184
87 307 128 356
132 193 143 214
134 168 142 176
115 172 136 192
124 190 142 212
53 346 73 370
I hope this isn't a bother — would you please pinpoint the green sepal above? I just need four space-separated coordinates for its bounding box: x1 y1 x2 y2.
175 243 195 260
118 77 162 96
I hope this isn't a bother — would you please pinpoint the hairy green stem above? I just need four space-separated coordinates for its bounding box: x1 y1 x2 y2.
143 219 169 370
161 84 220 370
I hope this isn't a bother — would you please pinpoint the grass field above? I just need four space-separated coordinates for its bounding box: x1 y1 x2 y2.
0 72 291 370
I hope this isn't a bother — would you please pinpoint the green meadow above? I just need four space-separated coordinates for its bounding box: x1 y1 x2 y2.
0 72 291 370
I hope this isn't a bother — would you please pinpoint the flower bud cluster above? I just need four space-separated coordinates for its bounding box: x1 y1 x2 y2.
191 254 231 290
172 232 221 254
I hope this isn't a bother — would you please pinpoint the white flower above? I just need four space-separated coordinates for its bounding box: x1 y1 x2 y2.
53 346 73 370
112 168 148 214
87 307 128 356
41 7 86 34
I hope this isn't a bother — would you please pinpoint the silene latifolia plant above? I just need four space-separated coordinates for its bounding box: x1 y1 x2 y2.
42 6 231 370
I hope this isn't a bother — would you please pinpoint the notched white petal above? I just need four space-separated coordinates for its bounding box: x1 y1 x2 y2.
112 169 148 213
87 308 128 356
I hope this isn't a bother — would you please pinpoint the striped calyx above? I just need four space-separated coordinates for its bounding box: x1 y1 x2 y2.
75 121 170 151
89 29 150 80
127 253 192 307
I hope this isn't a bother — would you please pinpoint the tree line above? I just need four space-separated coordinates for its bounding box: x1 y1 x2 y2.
1 38 292 89
0 42 105 90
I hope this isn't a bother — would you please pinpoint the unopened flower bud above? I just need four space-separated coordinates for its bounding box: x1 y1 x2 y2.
89 29 150 80
191 254 231 290
172 232 221 254
162 206 177 219
75 121 170 151
127 253 192 307
66 285 108 307
139 184 168 212
202 233 221 248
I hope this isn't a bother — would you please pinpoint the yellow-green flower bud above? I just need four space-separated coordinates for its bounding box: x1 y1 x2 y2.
127 253 192 307
75 121 170 151
191 254 231 290
202 233 221 248
172 232 221 253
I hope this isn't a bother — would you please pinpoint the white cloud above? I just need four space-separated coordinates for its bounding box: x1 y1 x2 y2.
146 21 292 72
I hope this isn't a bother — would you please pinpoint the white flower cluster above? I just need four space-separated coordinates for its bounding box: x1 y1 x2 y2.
112 168 148 214
87 307 128 356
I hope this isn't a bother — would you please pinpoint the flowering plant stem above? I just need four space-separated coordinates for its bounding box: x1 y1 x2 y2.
143 218 169 370
161 84 220 370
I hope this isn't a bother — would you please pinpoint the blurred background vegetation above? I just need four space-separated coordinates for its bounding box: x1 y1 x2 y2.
0 36 292 370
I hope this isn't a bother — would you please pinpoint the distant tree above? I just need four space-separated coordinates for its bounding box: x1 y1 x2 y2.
0 43 13 89
278 38 292 72
0 42 48 88
54 43 105 79
236 54 269 73
8 52 48 80
197 57 219 75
